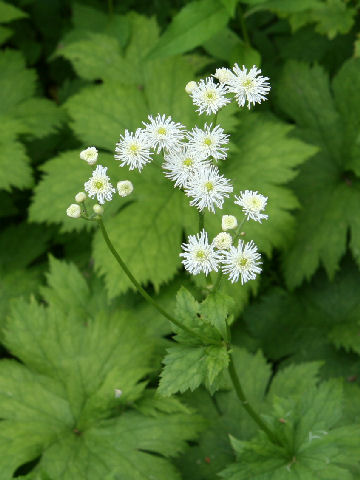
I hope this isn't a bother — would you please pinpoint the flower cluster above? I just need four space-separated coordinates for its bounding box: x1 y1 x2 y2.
67 62 271 287
180 189 268 284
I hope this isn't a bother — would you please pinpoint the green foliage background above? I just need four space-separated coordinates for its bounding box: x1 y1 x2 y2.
2 0 360 478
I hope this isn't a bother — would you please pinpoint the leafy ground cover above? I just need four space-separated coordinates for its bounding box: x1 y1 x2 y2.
1 0 360 478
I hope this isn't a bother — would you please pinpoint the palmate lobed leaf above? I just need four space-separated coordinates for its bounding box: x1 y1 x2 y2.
0 50 63 191
0 258 203 479
277 59 360 288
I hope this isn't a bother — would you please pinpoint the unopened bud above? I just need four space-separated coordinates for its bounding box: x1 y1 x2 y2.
114 389 123 398
213 232 232 250
75 192 86 203
66 204 81 218
93 204 104 215
185 81 197 94
80 146 98 165
117 180 134 197
222 215 237 231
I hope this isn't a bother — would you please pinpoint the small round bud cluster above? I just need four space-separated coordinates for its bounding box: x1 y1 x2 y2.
185 81 197 94
93 204 104 215
66 204 81 219
80 147 98 165
75 192 86 203
222 215 237 231
117 180 134 197
213 232 232 250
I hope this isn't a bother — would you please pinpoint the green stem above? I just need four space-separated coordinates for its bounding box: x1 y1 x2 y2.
199 211 204 232
107 0 113 17
97 218 208 342
228 354 279 445
237 3 250 46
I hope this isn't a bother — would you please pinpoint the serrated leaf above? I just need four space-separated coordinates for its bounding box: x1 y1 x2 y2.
311 0 356 39
0 50 63 191
277 60 360 287
244 259 360 379
146 0 229 60
200 291 234 339
0 259 202 479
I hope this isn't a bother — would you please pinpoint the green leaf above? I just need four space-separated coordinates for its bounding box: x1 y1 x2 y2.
221 377 360 479
0 1 27 23
200 291 234 339
0 259 202 479
244 259 360 379
220 0 239 16
277 60 360 288
159 288 230 395
146 0 230 60
311 0 356 39
0 50 63 191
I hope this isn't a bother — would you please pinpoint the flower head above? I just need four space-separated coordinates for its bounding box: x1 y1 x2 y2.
117 180 134 197
84 165 116 204
180 229 221 275
221 240 262 284
66 204 81 218
226 64 270 109
115 129 153 171
189 77 230 115
222 214 238 231
213 67 235 84
186 123 229 161
213 232 232 250
184 165 233 213
80 147 98 165
142 114 185 153
162 146 209 188
234 190 268 222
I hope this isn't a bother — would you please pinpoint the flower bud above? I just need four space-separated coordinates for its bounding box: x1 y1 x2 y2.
80 146 98 165
93 204 104 215
213 232 232 250
185 81 197 94
117 180 134 197
222 215 237 231
75 192 86 203
66 204 81 218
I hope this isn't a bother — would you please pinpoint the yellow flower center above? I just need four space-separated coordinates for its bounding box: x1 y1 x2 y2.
183 158 193 167
94 181 104 190
204 181 214 192
242 78 254 89
237 257 249 268
195 250 207 260
157 127 166 135
129 144 140 154
205 91 216 100
204 137 212 146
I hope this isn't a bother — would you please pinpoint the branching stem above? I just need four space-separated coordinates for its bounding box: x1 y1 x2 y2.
97 218 207 343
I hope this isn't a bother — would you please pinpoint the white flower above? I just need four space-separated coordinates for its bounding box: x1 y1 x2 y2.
114 129 153 171
84 165 116 204
234 190 268 222
142 114 185 153
221 240 262 284
180 229 221 275
93 204 104 215
222 214 237 231
186 123 229 161
184 165 233 213
162 146 209 188
189 77 230 115
117 180 134 197
226 64 270 109
213 67 235 84
213 232 232 250
80 147 98 165
66 204 81 218
185 81 197 94
75 192 86 203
